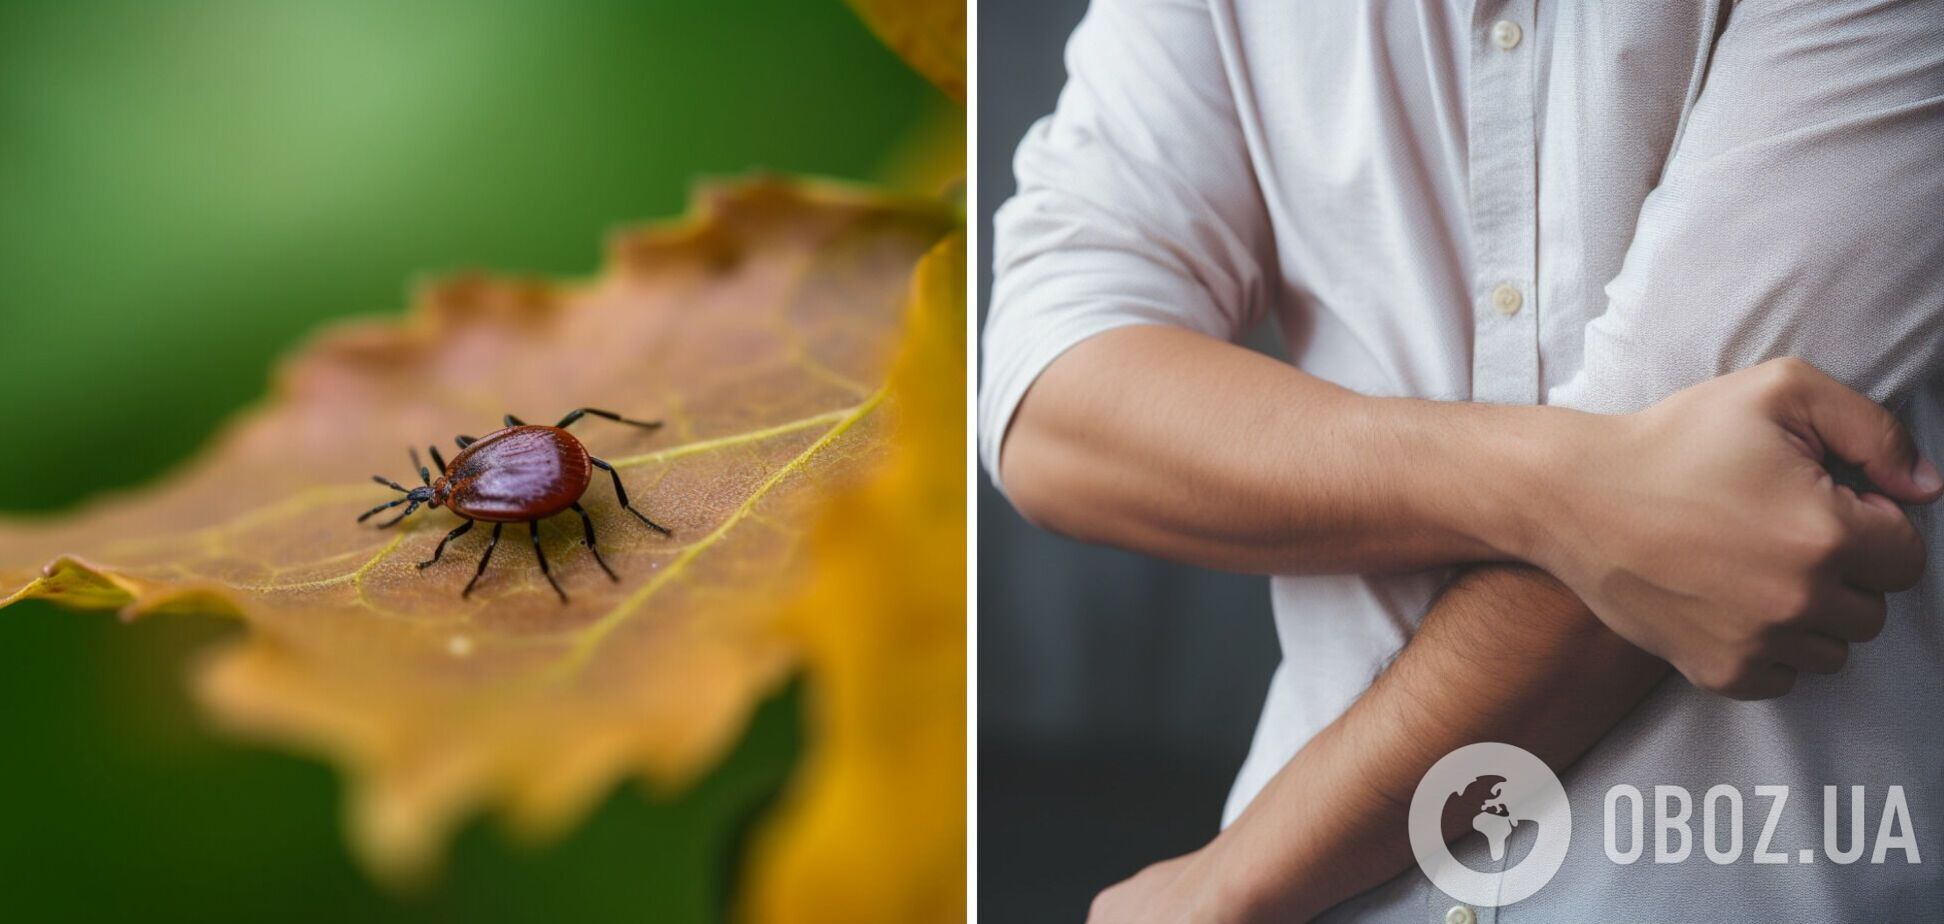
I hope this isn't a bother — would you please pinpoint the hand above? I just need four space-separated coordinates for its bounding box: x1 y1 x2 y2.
1535 358 1942 699
1088 850 1229 924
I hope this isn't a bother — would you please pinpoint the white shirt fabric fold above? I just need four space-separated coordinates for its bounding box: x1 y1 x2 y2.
980 0 1944 919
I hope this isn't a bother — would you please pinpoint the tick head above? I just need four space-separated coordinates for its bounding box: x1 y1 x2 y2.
407 485 436 507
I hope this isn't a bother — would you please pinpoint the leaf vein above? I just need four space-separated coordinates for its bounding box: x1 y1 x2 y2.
558 386 887 670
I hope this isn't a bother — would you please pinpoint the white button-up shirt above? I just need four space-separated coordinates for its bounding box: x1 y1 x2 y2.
980 1 1944 919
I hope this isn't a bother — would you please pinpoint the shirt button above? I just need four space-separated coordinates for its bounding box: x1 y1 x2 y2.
1491 19 1523 50
1446 906 1477 924
1491 283 1523 315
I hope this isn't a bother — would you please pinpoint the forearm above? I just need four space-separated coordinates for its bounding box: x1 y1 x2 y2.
1195 566 1667 922
1091 359 1937 923
1001 325 1572 575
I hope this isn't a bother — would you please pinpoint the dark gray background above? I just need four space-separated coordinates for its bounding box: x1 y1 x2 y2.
977 1 1284 920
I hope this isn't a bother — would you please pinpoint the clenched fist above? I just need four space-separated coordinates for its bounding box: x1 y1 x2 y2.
1534 358 1942 699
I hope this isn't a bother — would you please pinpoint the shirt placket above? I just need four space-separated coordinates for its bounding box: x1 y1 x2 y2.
1466 0 1540 407
1429 8 1538 919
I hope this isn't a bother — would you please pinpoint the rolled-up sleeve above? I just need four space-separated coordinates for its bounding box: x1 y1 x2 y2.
977 0 1274 492
1549 0 1944 415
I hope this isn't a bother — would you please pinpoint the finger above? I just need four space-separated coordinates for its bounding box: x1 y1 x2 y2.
1777 632 1850 675
1722 663 1798 701
1833 490 1927 592
1783 360 1942 503
1805 583 1889 643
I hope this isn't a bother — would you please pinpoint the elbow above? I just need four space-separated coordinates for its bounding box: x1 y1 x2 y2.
995 416 1110 546
986 360 1080 535
996 431 1128 553
994 426 1062 533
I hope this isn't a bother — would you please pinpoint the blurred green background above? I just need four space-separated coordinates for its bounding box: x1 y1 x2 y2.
0 1 951 920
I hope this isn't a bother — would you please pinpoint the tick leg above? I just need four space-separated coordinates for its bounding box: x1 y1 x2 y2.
357 497 407 523
427 445 447 472
530 520 567 603
504 414 527 427
375 500 421 529
571 502 619 581
589 456 671 536
462 523 504 598
372 475 411 494
410 448 432 486
418 519 474 569
455 435 476 449
556 408 663 431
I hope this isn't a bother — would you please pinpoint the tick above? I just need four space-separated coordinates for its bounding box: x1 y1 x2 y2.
358 408 671 602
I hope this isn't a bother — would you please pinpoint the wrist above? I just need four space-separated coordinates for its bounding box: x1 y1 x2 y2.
1185 852 1269 924
1465 404 1608 570
1373 397 1603 569
1188 827 1322 924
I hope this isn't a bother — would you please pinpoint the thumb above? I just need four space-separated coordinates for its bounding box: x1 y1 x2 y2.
1790 364 1942 504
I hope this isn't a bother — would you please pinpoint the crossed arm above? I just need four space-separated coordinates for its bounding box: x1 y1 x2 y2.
987 1 1944 921
1082 564 1663 922
1024 337 1936 923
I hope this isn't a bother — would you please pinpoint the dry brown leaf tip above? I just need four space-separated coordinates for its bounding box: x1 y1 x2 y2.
0 176 955 885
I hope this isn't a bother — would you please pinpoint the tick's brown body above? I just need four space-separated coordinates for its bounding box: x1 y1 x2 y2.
437 425 593 522
359 408 669 603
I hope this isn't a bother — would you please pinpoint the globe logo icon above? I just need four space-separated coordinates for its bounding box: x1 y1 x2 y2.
1408 743 1572 907
1449 774 1522 861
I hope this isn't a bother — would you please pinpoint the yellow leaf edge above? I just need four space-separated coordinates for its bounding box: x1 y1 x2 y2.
742 230 967 923
848 0 967 106
0 554 246 621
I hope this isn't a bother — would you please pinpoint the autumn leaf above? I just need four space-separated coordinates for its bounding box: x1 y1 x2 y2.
848 0 966 105
857 0 965 209
0 177 954 885
743 232 966 923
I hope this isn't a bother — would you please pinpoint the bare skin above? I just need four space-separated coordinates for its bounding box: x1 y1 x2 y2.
1090 568 1659 922
1007 326 1938 698
1000 327 1942 924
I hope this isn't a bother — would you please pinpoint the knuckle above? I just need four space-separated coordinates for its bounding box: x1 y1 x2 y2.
1727 665 1796 701
1751 614 1790 646
1774 356 1815 380
1719 674 1764 701
1688 666 1729 696
1768 670 1800 699
1795 515 1849 566
1695 657 1751 697
1758 356 1811 391
1877 417 1916 466
1802 640 1849 675
1769 584 1819 624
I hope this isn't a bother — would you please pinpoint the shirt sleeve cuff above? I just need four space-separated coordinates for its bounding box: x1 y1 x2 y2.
977 313 1154 500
